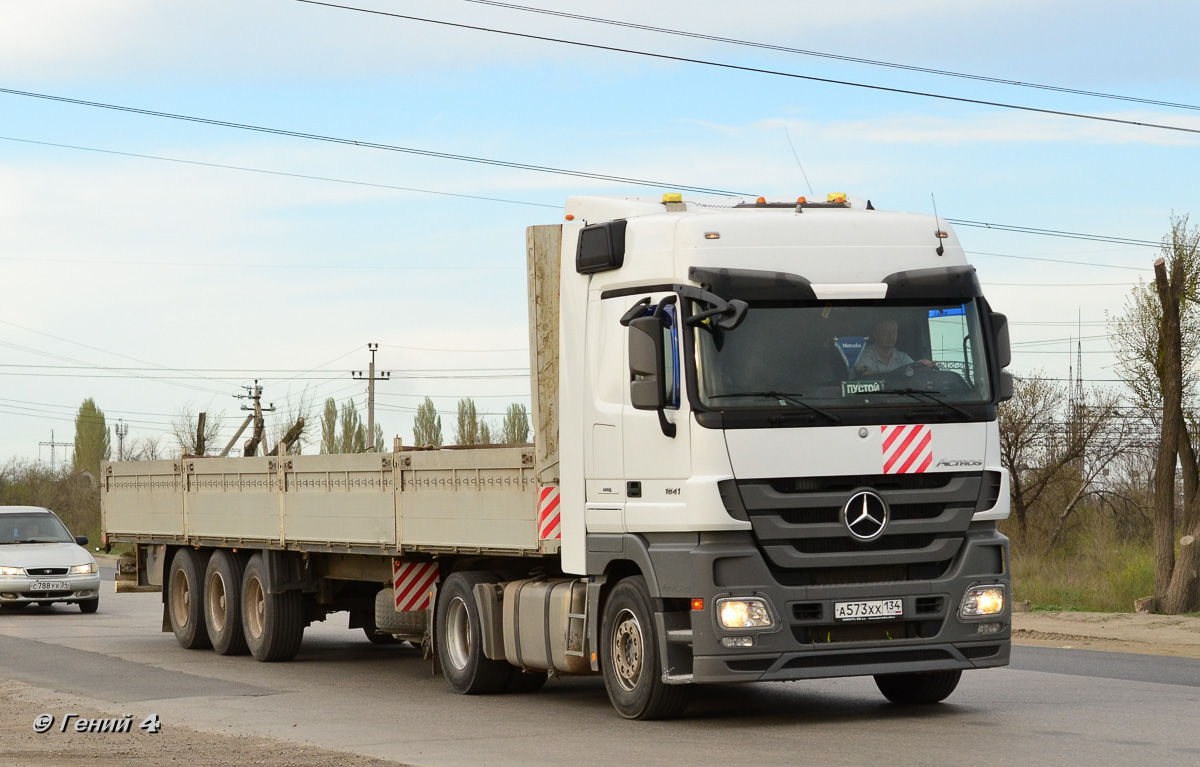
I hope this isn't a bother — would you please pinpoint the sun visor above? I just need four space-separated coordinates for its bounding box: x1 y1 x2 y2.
883 265 982 299
688 267 817 301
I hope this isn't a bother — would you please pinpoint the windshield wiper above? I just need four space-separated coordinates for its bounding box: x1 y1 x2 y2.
708 391 841 423
878 388 973 419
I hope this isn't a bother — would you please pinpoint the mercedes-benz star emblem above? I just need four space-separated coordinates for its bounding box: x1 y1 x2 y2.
841 490 889 541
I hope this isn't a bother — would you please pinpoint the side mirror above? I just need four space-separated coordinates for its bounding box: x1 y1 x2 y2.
629 316 666 410
999 371 1014 402
990 312 1011 369
75 535 89 546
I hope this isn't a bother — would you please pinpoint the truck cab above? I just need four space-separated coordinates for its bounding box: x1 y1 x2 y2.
552 193 1012 715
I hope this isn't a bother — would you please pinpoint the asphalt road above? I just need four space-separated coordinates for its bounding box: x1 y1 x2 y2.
2 567 1198 767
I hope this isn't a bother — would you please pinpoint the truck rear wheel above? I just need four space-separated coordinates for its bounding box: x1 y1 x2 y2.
167 548 211 650
241 553 305 662
874 669 962 705
436 571 511 694
600 576 690 720
204 550 249 656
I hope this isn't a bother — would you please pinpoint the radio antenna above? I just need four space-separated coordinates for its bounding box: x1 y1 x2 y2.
784 126 815 197
931 193 946 256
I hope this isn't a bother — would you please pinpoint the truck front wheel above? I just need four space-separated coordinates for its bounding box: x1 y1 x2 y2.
167 548 211 650
241 554 305 662
600 576 690 720
436 571 511 694
874 669 962 705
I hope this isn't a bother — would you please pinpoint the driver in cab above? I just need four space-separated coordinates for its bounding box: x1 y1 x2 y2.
852 318 934 378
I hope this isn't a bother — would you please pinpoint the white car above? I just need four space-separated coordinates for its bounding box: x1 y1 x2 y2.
0 506 101 613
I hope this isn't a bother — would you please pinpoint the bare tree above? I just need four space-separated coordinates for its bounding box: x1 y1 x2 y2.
126 434 166 461
998 373 1130 546
267 386 316 456
1111 215 1200 613
172 406 225 457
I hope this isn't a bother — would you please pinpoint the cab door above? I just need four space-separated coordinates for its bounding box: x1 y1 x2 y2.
620 292 692 532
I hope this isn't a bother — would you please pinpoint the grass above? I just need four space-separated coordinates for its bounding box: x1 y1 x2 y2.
1010 533 1155 613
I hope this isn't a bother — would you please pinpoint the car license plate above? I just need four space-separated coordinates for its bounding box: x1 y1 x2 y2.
30 581 70 591
834 599 903 621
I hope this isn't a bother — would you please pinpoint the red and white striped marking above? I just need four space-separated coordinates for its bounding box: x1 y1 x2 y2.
538 486 561 540
393 560 439 612
881 424 933 474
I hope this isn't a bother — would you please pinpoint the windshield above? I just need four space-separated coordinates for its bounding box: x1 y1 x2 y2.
696 299 992 412
0 512 74 544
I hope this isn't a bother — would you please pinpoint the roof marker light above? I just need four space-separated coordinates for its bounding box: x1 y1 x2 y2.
827 193 847 203
756 197 766 205
662 193 683 203
565 214 575 221
704 232 720 240
797 197 807 204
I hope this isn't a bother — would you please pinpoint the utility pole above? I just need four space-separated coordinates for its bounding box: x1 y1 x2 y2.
39 429 73 471
235 381 275 457
114 420 129 461
352 343 390 452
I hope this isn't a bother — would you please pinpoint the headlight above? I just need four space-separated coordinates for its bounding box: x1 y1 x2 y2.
0 565 24 576
71 563 97 575
960 585 1006 618
716 597 774 629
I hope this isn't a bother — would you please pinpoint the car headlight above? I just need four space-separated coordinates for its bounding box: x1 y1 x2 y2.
716 597 774 629
71 563 97 575
0 565 24 576
960 584 1006 618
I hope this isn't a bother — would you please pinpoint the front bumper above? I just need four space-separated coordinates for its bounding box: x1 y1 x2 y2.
648 526 1011 684
0 574 102 605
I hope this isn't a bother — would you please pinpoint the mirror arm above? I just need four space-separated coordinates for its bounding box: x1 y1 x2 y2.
657 409 677 439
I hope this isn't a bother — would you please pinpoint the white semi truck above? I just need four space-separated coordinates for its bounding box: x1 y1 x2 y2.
102 193 1013 719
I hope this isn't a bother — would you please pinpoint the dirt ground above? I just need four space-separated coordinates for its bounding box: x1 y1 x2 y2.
0 679 409 767
1012 609 1200 659
2 611 1197 767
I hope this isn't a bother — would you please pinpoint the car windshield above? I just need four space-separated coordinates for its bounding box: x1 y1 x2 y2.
696 299 993 411
0 512 74 544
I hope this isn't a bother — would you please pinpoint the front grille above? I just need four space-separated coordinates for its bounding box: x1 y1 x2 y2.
729 472 985 586
25 567 69 576
798 618 943 644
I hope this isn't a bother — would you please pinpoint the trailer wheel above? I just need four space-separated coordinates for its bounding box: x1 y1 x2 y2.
241 553 305 662
167 548 211 650
436 571 511 694
874 669 962 705
204 550 249 655
600 576 690 720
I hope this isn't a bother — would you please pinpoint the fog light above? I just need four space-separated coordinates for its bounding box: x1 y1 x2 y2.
977 622 1003 635
960 585 1006 618
716 597 774 629
721 636 756 648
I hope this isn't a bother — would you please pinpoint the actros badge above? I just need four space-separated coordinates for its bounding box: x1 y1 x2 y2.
841 491 889 541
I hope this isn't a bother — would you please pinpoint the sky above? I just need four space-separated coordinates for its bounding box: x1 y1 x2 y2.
2 0 1198 464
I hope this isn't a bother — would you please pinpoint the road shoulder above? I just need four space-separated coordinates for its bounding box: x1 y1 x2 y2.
1012 610 1200 659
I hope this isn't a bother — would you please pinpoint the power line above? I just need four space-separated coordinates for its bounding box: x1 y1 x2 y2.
0 135 559 210
954 223 1159 247
456 0 1200 113
966 251 1150 272
0 88 747 197
292 1 1200 137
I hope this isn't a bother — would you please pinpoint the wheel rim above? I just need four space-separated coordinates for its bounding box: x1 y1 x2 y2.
611 608 643 692
445 596 472 671
246 575 265 640
170 569 191 628
207 571 227 633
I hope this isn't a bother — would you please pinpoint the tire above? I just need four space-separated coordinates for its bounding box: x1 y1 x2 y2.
600 576 690 720
504 669 549 693
874 669 962 705
167 548 211 650
241 553 305 662
436 571 511 695
204 550 249 655
78 597 99 614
